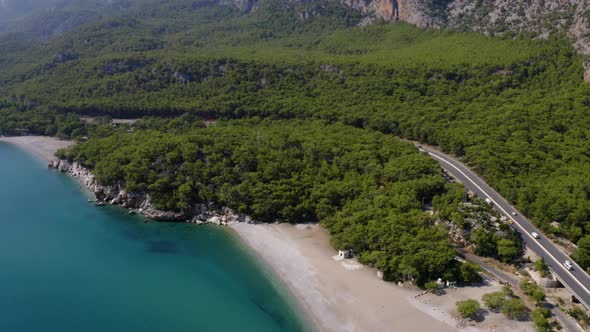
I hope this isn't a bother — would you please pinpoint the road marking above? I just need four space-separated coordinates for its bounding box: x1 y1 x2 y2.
425 149 590 306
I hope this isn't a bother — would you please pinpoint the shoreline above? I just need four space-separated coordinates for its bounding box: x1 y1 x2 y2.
0 136 74 162
230 223 536 332
230 223 465 332
2 135 534 332
226 225 321 332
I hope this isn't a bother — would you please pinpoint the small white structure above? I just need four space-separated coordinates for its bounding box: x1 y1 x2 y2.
338 249 352 259
333 249 353 261
377 270 384 279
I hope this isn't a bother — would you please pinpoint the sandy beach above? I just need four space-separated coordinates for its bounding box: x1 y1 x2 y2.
0 136 74 162
231 223 492 332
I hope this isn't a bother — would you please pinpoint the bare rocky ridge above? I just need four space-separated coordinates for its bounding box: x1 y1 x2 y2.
340 0 437 27
48 159 252 225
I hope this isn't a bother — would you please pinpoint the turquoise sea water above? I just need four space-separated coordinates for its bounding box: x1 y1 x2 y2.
0 143 309 332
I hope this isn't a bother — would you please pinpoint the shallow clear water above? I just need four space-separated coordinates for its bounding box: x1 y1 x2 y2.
0 143 309 332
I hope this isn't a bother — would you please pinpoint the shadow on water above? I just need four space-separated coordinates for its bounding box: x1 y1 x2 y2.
251 296 292 330
145 240 179 254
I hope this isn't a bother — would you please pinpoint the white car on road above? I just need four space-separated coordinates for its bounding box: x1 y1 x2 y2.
531 232 539 239
564 260 574 270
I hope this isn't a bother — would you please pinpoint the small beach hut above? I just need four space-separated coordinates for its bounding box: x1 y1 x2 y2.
338 249 352 259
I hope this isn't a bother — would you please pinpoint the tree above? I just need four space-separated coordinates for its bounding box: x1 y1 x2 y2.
568 306 590 327
532 307 551 332
534 259 549 278
574 235 590 270
501 298 529 320
471 227 496 257
520 279 535 293
520 279 545 305
482 291 507 311
460 262 482 284
531 289 546 305
502 285 515 298
456 299 480 319
497 238 519 263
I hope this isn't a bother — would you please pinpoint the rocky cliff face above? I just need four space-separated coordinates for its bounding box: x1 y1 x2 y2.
221 0 441 27
48 159 253 225
340 0 438 27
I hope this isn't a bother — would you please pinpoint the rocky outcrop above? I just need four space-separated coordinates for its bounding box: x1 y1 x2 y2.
220 0 439 27
49 159 186 221
220 0 590 79
192 205 254 225
220 0 257 12
48 158 255 225
53 52 79 64
172 71 191 84
342 0 442 28
446 0 590 80
354 0 590 79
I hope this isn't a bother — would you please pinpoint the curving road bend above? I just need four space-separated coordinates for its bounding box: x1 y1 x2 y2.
418 145 590 311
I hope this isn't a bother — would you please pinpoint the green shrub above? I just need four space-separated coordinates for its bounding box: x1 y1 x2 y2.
482 291 507 311
456 299 480 319
501 298 529 320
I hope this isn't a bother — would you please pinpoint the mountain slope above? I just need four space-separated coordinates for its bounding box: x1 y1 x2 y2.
0 0 55 20
213 0 590 78
0 0 134 36
4 0 590 66
446 0 590 78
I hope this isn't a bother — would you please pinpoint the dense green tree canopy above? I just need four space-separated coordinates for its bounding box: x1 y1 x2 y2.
574 236 590 271
57 119 480 284
3 0 590 275
3 16 587 245
501 298 529 320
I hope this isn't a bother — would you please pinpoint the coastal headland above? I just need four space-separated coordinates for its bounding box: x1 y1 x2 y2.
0 135 535 332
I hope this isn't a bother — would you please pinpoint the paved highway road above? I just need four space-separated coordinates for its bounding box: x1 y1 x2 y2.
418 145 590 311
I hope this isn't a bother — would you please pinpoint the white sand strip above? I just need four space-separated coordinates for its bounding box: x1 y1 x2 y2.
231 223 471 332
0 136 74 162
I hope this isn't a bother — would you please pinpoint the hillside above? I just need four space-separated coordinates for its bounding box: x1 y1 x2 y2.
3 0 590 276
4 0 590 64
0 0 130 36
0 0 56 20
214 0 590 79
